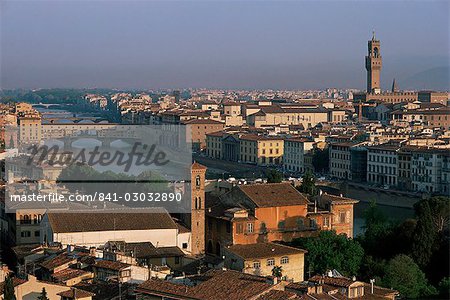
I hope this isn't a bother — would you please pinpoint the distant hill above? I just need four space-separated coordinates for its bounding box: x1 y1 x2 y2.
402 66 450 91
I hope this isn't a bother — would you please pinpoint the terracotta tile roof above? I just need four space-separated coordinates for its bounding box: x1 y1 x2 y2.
57 288 96 299
148 246 185 258
93 260 130 271
47 211 177 233
299 293 336 300
240 134 284 141
137 269 274 300
190 269 273 300
136 278 196 298
51 268 92 282
320 193 359 205
205 131 226 137
285 137 314 143
286 282 309 291
226 242 306 260
309 275 357 288
238 183 309 207
363 283 399 299
104 241 157 258
256 289 301 300
367 144 401 152
192 162 207 170
183 119 224 125
74 281 130 300
40 253 77 271
174 219 191 234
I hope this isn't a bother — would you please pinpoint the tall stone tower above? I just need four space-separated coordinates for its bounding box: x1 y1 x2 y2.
365 32 382 94
190 162 206 256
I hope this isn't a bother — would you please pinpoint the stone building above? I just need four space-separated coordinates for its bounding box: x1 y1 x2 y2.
354 34 448 107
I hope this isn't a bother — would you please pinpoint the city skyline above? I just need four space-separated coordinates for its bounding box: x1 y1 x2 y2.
1 0 449 90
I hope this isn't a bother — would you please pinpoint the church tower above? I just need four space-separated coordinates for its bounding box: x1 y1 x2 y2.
190 162 206 256
365 32 382 94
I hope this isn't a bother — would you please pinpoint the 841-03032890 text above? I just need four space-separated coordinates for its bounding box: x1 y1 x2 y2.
9 192 183 202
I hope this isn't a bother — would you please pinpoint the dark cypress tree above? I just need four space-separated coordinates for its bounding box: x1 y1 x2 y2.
3 276 16 300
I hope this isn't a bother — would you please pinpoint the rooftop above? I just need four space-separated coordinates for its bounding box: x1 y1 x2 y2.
238 183 309 207
226 242 306 260
47 210 177 233
40 253 77 271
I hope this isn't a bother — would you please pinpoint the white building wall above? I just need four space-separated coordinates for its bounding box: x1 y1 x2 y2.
47 228 178 248
177 232 191 253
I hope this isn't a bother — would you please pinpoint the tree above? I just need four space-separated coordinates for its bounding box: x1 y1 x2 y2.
3 276 16 300
37 287 50 300
297 170 317 196
438 277 450 299
312 147 329 173
383 254 437 299
414 197 449 233
411 197 450 283
290 230 364 277
272 266 283 278
358 201 392 257
266 169 283 183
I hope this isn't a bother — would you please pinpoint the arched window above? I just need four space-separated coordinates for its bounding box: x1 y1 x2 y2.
194 197 198 209
280 256 289 264
373 47 379 57
195 175 201 187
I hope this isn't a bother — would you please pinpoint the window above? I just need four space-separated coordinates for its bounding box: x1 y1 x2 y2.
253 261 261 269
324 217 330 227
267 258 275 266
182 243 188 249
339 212 346 223
21 231 31 238
34 230 40 237
120 270 131 278
236 223 243 234
280 256 289 264
21 215 31 225
247 223 254 233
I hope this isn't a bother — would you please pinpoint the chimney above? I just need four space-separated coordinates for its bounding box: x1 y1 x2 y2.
327 270 333 278
370 279 375 294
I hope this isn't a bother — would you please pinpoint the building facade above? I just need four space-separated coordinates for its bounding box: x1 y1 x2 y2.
367 144 400 187
283 138 314 174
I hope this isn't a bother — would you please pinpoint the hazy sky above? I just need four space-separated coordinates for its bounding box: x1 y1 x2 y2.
1 0 449 90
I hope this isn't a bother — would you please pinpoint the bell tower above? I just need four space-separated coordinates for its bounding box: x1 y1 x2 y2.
190 162 206 256
365 31 382 94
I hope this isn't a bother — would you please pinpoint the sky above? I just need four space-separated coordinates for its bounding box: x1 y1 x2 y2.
1 0 449 90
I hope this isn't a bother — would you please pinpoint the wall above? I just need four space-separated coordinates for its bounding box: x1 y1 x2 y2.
45 228 178 248
11 276 69 300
